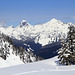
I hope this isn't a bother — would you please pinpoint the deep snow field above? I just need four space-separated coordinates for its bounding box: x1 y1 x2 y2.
0 56 75 75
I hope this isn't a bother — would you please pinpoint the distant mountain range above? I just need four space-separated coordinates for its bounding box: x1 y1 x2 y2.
0 18 74 58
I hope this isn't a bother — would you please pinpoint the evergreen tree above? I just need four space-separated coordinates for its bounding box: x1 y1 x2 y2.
58 25 75 65
0 32 43 63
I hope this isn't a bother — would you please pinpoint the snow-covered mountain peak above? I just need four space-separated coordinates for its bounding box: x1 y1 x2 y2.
50 18 58 22
47 18 63 25
8 25 14 28
0 24 8 28
22 20 27 22
67 22 74 26
20 20 31 27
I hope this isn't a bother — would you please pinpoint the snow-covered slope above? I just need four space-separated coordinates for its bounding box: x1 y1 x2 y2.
0 18 71 47
0 33 23 68
0 56 75 75
0 54 24 68
0 32 42 68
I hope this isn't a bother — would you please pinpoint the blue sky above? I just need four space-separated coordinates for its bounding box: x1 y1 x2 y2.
0 0 75 26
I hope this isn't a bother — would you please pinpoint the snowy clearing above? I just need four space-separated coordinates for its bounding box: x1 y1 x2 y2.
0 56 75 75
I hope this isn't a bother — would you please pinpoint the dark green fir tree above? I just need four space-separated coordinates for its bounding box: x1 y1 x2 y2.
58 25 75 65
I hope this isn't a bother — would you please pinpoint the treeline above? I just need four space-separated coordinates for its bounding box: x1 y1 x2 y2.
0 32 43 63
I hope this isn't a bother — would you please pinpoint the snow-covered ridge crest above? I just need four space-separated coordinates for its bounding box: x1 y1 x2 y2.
0 18 72 46
19 20 31 27
47 18 63 24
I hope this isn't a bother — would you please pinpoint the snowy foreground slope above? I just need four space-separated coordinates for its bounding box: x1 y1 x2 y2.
0 56 75 75
0 55 24 68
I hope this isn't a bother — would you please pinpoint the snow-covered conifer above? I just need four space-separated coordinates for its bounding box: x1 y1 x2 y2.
58 25 75 65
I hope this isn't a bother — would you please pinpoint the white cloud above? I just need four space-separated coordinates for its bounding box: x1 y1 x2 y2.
72 16 75 19
0 19 6 25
